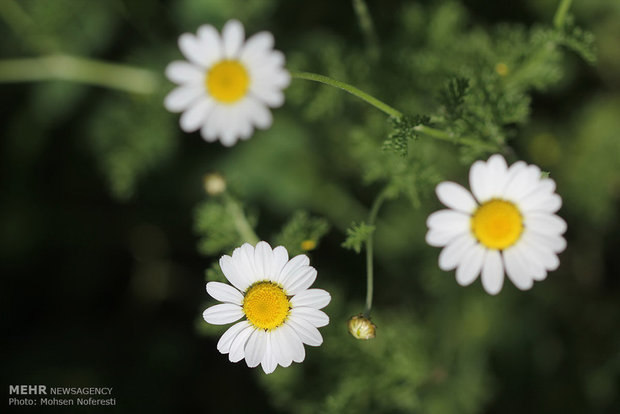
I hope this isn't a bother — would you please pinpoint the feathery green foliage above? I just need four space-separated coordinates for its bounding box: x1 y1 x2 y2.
273 211 330 256
342 222 375 254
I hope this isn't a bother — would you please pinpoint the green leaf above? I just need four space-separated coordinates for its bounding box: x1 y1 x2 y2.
439 77 470 121
383 115 431 157
194 200 242 256
342 221 375 254
273 211 330 256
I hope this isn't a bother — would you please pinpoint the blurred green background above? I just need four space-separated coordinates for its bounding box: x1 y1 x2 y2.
1 0 619 413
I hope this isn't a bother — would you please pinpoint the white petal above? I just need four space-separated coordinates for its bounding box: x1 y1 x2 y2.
276 254 310 285
289 307 329 328
231 243 259 286
455 243 485 286
436 182 478 213
469 160 490 203
515 242 549 281
481 250 504 295
251 66 291 90
514 241 547 282
470 155 507 203
222 19 245 58
499 161 527 197
196 24 222 67
525 213 567 236
261 333 278 374
271 246 289 278
164 85 202 112
240 31 275 63
516 177 556 204
426 210 470 247
520 233 561 271
282 266 317 295
220 254 251 292
200 123 218 143
166 61 204 85
199 106 223 142
290 289 331 309
427 209 470 232
270 325 292 367
280 324 306 363
278 323 305 363
180 98 214 132
178 32 209 67
438 233 476 271
237 118 254 141
524 230 566 253
217 109 242 147
203 303 243 325
286 318 323 346
486 154 509 197
251 86 285 107
516 178 555 206
228 325 254 363
503 165 542 202
520 192 563 214
503 247 535 290
425 228 465 247
206 281 243 305
254 241 274 279
245 97 273 129
217 320 250 354
244 329 267 368
210 98 253 145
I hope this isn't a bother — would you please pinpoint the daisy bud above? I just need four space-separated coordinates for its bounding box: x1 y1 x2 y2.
203 173 226 195
495 62 509 76
300 239 317 251
348 314 376 340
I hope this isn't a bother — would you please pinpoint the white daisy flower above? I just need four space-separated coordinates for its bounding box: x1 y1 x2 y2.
203 241 331 374
164 20 290 146
426 154 567 295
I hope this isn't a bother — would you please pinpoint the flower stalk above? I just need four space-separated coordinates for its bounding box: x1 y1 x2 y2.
364 188 390 316
553 0 573 30
223 194 260 245
0 55 159 94
291 71 496 151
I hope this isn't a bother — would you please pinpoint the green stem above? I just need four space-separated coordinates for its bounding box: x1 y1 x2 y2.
413 124 496 151
290 71 402 118
0 55 159 94
292 71 497 152
224 195 260 245
553 0 573 29
364 188 390 316
0 0 54 53
352 0 380 59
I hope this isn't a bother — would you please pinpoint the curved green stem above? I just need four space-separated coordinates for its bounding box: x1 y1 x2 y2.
364 188 390 316
290 71 402 118
413 125 496 151
0 55 159 94
224 194 260 245
291 71 497 152
352 0 380 59
553 0 573 29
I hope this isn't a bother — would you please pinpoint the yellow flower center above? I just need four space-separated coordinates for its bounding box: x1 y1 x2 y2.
471 199 523 250
243 282 290 330
205 60 249 103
